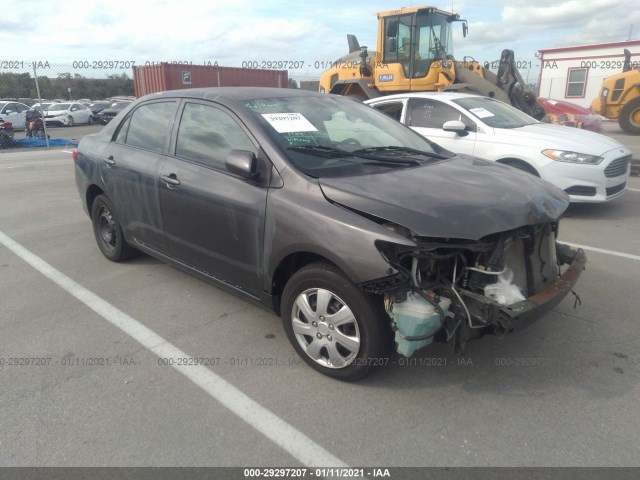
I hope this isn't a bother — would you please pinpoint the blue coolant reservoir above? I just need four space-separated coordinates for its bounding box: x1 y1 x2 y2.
393 293 451 357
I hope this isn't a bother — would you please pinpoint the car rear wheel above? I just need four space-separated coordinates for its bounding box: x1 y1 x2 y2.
67 116 74 127
91 194 137 262
281 262 391 381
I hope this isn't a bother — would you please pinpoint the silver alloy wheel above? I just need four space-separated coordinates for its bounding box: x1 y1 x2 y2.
291 288 360 369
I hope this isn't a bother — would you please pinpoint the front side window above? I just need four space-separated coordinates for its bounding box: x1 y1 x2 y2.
176 102 256 169
123 101 176 153
408 98 475 131
566 68 587 98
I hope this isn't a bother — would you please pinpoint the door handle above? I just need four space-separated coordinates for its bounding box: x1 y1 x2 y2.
103 156 116 167
160 174 181 187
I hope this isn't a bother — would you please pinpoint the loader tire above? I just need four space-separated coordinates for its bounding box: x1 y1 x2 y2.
619 97 640 135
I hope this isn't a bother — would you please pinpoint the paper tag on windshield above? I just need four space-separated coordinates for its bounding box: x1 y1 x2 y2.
469 107 494 118
261 113 317 133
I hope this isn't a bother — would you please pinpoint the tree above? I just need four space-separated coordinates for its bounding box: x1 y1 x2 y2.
288 78 299 89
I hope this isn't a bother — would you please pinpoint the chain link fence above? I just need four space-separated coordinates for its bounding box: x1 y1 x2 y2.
1 62 134 149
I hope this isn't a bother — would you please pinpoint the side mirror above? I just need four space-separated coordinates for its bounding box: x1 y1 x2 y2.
225 149 259 179
462 21 469 38
442 120 468 136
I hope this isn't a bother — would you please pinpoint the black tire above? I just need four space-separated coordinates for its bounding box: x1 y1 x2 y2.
67 116 74 127
91 194 137 262
281 262 391 381
88 115 94 125
619 97 640 135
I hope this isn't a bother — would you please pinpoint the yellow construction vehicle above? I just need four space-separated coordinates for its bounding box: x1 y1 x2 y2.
591 49 640 134
319 5 545 119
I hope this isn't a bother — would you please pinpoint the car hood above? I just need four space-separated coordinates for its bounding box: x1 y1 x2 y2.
318 155 569 241
493 123 622 155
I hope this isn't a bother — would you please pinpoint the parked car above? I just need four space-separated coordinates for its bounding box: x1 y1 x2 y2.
44 102 93 126
75 87 585 381
88 101 113 114
96 101 131 124
366 93 631 203
0 101 30 131
538 97 603 133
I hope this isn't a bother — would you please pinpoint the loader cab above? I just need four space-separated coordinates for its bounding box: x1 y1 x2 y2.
379 7 458 80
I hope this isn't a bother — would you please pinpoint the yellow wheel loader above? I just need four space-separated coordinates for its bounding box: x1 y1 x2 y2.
319 6 545 120
591 49 640 134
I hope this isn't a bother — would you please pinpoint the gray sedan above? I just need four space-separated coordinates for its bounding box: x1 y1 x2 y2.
74 87 585 381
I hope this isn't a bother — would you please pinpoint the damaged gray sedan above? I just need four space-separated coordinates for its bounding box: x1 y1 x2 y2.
74 88 585 381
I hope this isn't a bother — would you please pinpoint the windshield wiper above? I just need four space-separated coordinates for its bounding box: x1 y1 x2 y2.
287 145 352 157
352 146 449 160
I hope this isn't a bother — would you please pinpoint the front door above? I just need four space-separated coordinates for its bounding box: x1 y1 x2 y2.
159 101 269 297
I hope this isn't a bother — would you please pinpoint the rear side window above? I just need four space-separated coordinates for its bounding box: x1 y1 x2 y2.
122 102 176 153
372 102 404 121
175 102 256 170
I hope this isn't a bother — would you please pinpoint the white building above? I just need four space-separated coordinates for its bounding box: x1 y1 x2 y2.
537 40 640 108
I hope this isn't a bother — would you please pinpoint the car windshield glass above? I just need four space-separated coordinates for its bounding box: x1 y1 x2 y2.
0 102 8 110
243 95 453 177
452 97 538 128
48 103 71 111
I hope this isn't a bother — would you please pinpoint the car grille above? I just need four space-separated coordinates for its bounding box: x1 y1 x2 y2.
606 182 626 197
565 186 596 196
604 155 631 178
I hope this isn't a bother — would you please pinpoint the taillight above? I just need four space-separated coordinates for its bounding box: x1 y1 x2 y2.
72 149 78 162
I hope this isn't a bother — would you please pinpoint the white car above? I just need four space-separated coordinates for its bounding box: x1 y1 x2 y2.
0 101 31 131
43 102 93 126
365 92 631 203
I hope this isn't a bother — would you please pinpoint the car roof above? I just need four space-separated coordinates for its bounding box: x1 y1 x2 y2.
139 87 322 105
366 92 484 102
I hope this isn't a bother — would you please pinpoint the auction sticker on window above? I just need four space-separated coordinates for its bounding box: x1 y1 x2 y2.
469 107 494 119
261 113 317 133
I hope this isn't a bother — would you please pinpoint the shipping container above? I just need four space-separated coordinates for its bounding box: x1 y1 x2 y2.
133 63 288 97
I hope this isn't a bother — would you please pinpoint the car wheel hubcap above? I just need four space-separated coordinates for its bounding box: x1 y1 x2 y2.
631 108 640 127
98 207 117 248
291 288 360 369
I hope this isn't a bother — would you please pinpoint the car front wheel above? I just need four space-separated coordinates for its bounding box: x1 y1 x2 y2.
281 262 391 381
91 194 137 262
67 116 74 127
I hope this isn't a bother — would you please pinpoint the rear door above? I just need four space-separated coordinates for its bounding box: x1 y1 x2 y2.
159 100 269 297
405 97 478 155
100 100 178 254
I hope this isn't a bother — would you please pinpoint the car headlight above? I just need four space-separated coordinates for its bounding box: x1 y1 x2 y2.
542 149 603 165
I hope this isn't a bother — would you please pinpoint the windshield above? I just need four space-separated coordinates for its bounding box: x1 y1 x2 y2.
244 95 452 178
0 102 8 111
48 103 71 111
415 11 453 62
452 97 538 128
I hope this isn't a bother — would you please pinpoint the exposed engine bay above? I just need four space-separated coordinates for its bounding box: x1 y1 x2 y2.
363 222 584 357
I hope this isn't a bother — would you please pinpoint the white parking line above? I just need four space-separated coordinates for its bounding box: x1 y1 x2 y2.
0 161 70 169
563 242 640 261
629 188 640 192
0 229 348 468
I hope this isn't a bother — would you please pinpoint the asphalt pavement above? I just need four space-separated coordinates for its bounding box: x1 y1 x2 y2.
0 134 639 470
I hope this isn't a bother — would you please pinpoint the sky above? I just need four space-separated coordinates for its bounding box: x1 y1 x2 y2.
5 0 639 83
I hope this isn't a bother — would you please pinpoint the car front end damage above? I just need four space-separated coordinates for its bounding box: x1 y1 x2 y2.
362 222 586 357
